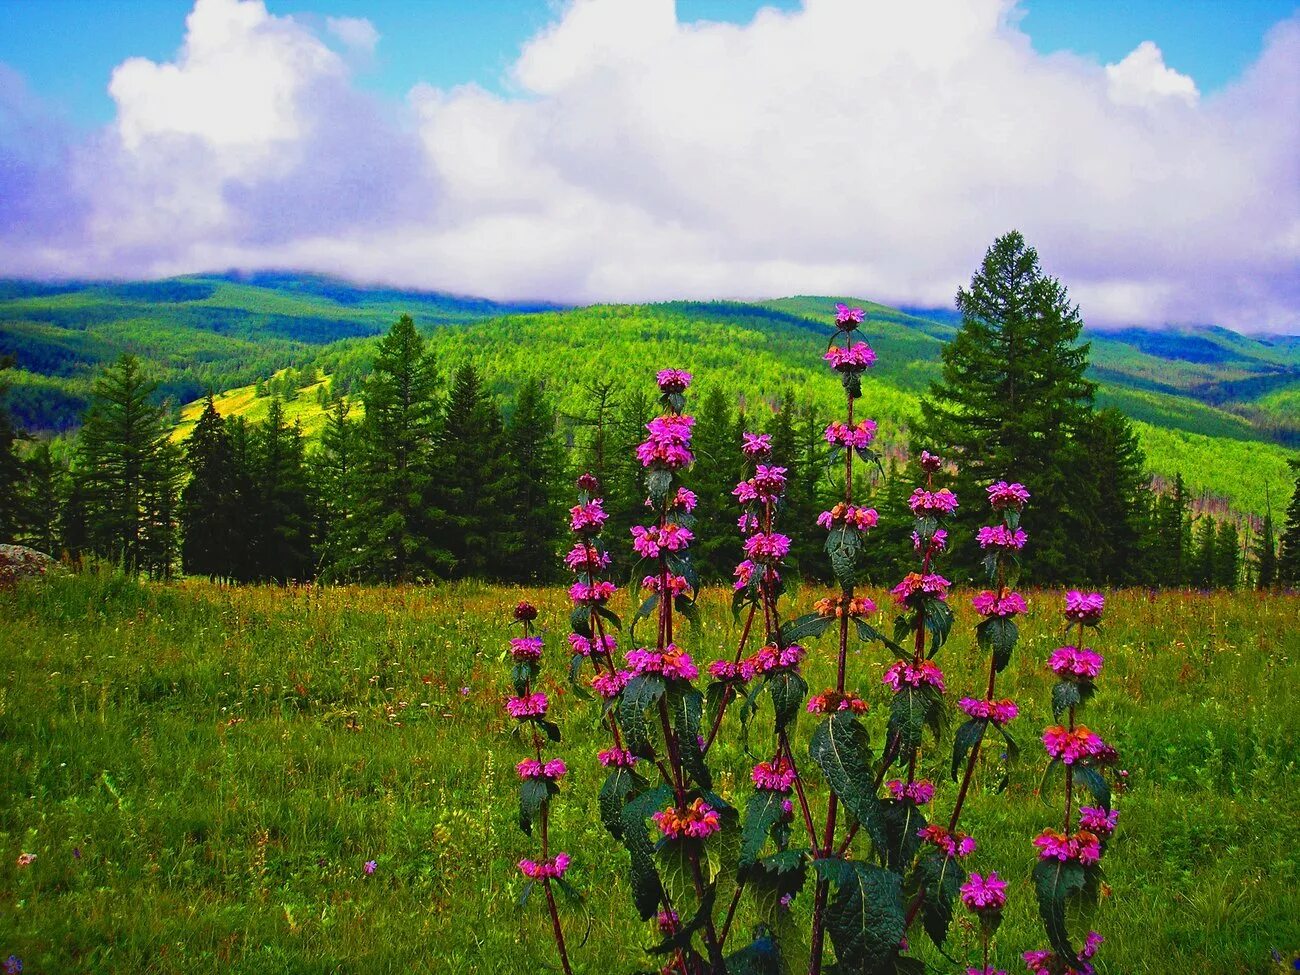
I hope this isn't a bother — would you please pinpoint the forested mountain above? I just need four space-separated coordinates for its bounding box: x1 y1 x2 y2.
3 273 1297 519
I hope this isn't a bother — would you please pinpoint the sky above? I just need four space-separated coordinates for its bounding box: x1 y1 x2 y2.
1 0 1297 330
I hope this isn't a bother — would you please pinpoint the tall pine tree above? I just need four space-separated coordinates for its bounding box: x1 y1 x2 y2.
439 363 510 579
0 356 24 544
315 396 359 580
251 399 316 582
180 394 235 580
500 378 564 581
20 442 65 554
1278 461 1300 587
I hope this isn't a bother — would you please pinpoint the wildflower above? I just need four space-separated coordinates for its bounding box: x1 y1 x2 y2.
1047 645 1104 680
15 853 35 868
1042 725 1109 765
1064 590 1105 625
509 636 544 661
598 748 637 769
958 697 1019 726
656 369 693 393
568 632 617 657
741 432 772 457
657 908 680 935
737 512 760 534
653 799 722 840
569 580 617 605
733 559 759 590
670 487 697 512
912 528 948 553
1078 806 1119 837
977 524 1028 551
751 465 788 500
1032 829 1101 865
883 659 946 693
817 503 879 531
972 589 1027 618
908 487 959 517
806 690 869 714
986 481 1031 511
744 532 791 562
917 824 976 859
506 692 549 719
752 759 797 792
637 415 696 470
569 499 609 533
513 601 538 622
824 419 877 449
3 957 20 975
630 523 694 558
966 968 1007 975
564 543 611 572
890 571 951 606
642 573 692 596
918 450 943 473
576 472 600 493
625 644 699 681
364 859 377 875
460 686 470 696
709 659 742 681
591 669 632 698
960 871 1008 912
517 758 567 780
886 779 935 805
824 341 877 370
519 852 571 879
835 303 865 327
813 595 876 618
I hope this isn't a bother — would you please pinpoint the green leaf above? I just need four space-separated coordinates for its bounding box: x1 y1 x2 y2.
647 882 717 956
781 612 834 643
647 469 673 504
675 593 701 630
887 685 935 760
913 852 965 949
808 713 886 850
824 861 905 974
825 525 861 588
950 718 988 782
881 800 927 874
1051 679 1093 719
620 784 673 920
723 927 782 975
854 617 906 655
1074 764 1111 812
519 777 551 835
922 598 954 656
1033 857 1086 965
620 674 667 758
570 604 592 638
976 616 1018 672
766 670 808 734
667 685 711 789
510 660 538 697
631 592 659 643
741 790 790 867
537 719 561 742
594 604 622 632
598 766 644 841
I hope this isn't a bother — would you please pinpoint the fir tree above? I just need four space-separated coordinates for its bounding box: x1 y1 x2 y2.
252 400 316 582
1214 520 1240 590
568 379 620 494
1192 516 1217 589
1255 507 1278 590
606 385 654 576
916 231 1096 583
316 397 359 580
439 363 509 579
180 394 235 580
20 442 65 554
1074 408 1148 584
224 416 259 582
355 315 446 581
0 356 23 544
1278 461 1300 587
500 378 565 581
689 385 739 579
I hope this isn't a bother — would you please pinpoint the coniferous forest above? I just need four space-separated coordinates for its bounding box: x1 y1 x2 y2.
1 234 1298 589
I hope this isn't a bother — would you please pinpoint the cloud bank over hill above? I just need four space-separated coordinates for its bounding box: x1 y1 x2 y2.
1 0 1297 331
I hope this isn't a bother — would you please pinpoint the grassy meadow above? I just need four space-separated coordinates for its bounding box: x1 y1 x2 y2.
0 573 1297 973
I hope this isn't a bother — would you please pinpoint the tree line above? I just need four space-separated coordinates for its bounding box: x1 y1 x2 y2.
2 235 1299 589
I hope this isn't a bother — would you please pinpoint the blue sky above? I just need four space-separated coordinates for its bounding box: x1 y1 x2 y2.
2 0 1295 127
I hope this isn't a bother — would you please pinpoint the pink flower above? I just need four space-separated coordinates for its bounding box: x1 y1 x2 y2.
363 859 377 875
509 636 544 661
752 465 787 500
883 660 946 693
15 853 36 868
733 559 759 590
958 697 1019 726
568 632 617 657
519 853 571 879
806 690 869 714
625 644 699 681
656 369 693 393
1022 932 1101 975
908 488 959 517
972 589 1027 618
1078 806 1119 837
657 908 680 935
1032 829 1101 864
569 580 617 605
886 778 935 804
671 488 697 512
1064 590 1105 625
741 432 772 457
917 824 976 859
744 532 791 563
1047 645 1104 679
642 573 692 596
1042 725 1108 765
818 504 878 531
824 341 877 370
966 968 1007 975
653 799 722 840
890 572 951 606
513 601 538 622
637 415 695 470
569 499 608 533
575 472 600 493
752 759 797 792
960 871 1008 912
506 692 549 719
564 543 611 572
517 758 567 780
824 419 877 449
977 524 1028 550
834 303 865 327
912 529 948 553
597 747 637 768
918 450 943 473
986 481 1031 511
737 512 760 534
591 669 632 698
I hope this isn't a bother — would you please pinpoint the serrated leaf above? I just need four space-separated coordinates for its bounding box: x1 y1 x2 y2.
668 685 711 789
951 718 988 782
621 784 672 920
809 713 887 850
741 790 790 868
647 469 673 504
781 612 834 643
881 799 927 874
598 766 644 840
1074 764 1111 812
1051 679 1094 719
723 927 782 975
570 604 592 638
922 598 954 656
913 852 965 949
594 604 622 632
511 660 538 697
887 685 933 760
519 777 551 835
631 592 659 643
620 674 667 758
766 670 808 734
537 719 561 742
825 525 861 588
824 861 904 974
1033 857 1086 966
976 616 1018 672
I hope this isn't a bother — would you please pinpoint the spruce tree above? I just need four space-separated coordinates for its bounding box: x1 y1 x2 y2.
1255 508 1278 590
1192 516 1217 589
689 385 739 579
224 416 259 582
180 394 235 580
569 379 620 494
75 354 179 575
1074 408 1148 584
1214 520 1240 590
0 356 23 544
916 231 1096 583
20 442 65 554
316 397 359 580
252 400 316 582
439 363 509 579
1278 461 1300 587
355 315 446 581
606 385 654 576
500 378 564 581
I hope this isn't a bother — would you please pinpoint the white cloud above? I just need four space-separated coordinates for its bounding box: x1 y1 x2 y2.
1 0 1297 332
326 15 379 55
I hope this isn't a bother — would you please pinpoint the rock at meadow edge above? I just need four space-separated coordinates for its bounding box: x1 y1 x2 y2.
0 544 58 586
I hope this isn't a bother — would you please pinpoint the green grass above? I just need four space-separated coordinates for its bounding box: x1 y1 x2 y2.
0 573 1296 973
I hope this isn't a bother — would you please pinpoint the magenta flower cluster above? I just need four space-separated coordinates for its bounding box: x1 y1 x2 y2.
1063 590 1105 626
625 644 700 681
517 758 567 780
907 487 959 517
959 871 1008 912
958 697 1019 726
655 368 692 393
834 302 865 327
882 659 946 692
886 778 936 805
986 481 1031 511
519 853 571 880
1047 645 1104 680
752 759 797 793
636 414 695 470
977 525 1028 551
824 419 877 449
506 692 549 719
823 341 877 370
971 588 1027 618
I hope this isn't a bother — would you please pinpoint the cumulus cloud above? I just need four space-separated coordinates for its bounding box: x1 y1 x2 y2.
326 16 379 55
0 0 1297 331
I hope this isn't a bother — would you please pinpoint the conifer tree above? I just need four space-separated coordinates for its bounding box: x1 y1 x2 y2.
1192 516 1217 588
316 396 359 580
689 385 739 579
916 231 1096 583
20 442 65 554
224 416 259 582
0 356 23 544
1278 461 1300 587
251 399 316 582
1255 507 1278 590
1075 407 1148 583
180 394 235 580
1214 520 1240 589
500 378 564 581
439 363 509 579
355 315 446 581
569 379 620 494
606 385 654 574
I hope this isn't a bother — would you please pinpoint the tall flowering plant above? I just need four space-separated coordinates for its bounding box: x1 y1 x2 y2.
1024 592 1118 975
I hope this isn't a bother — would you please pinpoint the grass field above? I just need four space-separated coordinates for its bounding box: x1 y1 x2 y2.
0 573 1296 974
